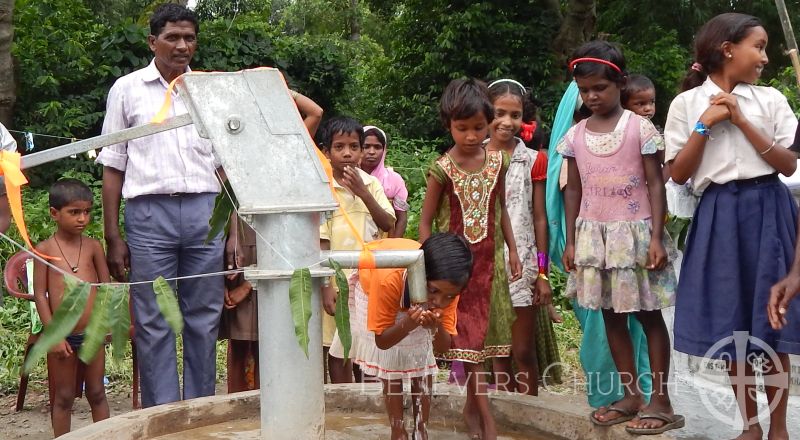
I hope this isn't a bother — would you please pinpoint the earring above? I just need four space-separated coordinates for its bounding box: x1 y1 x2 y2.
726 53 732 58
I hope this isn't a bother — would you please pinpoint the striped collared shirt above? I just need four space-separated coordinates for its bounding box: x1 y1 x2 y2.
96 59 220 199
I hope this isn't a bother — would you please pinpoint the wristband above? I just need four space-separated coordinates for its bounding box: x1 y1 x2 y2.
537 252 549 273
694 121 711 137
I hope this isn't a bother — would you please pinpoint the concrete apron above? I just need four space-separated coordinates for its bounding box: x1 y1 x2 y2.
60 384 672 440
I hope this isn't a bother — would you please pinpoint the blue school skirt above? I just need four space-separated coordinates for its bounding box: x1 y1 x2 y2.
674 174 800 359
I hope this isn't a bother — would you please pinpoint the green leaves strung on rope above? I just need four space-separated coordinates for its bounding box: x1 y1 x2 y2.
23 276 90 373
154 276 183 335
206 180 239 244
289 268 312 357
78 285 111 364
329 259 351 362
78 284 131 365
107 284 131 364
665 215 692 252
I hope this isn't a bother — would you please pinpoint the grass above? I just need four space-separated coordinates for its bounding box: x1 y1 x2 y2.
0 294 229 396
548 304 587 395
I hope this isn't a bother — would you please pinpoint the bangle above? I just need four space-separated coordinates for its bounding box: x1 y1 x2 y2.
760 140 776 155
537 252 549 273
694 121 711 137
321 277 331 288
537 273 549 282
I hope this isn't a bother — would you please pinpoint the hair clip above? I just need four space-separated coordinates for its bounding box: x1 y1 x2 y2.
568 57 623 74
691 62 703 72
488 79 527 95
519 121 537 142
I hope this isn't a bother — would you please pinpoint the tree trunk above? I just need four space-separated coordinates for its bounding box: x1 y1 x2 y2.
348 0 361 40
0 0 14 127
542 0 563 21
552 0 596 79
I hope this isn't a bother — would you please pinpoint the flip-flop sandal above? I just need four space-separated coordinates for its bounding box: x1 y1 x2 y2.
589 405 637 426
625 412 685 435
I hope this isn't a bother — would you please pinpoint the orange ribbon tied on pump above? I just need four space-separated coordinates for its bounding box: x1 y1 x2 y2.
313 148 376 270
0 151 57 259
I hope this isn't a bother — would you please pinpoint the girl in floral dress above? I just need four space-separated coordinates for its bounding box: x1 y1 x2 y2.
560 41 682 435
484 78 560 395
419 78 521 440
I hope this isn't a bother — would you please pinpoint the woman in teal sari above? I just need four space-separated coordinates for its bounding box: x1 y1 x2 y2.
546 81 652 408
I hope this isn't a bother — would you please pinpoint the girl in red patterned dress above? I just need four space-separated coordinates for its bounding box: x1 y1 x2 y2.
419 78 522 440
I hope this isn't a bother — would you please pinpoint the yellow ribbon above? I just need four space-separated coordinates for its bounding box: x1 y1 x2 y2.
0 151 57 259
151 75 182 124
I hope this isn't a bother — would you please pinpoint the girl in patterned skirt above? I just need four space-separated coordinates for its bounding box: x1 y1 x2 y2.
560 41 682 435
484 78 558 395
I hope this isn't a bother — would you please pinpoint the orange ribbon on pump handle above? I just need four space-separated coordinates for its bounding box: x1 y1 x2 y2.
0 151 57 259
313 148 376 270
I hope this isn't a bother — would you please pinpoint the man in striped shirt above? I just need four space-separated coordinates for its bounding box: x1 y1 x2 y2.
96 3 223 408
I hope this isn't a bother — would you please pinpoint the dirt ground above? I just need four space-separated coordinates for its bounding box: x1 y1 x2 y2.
0 381 143 440
0 382 231 440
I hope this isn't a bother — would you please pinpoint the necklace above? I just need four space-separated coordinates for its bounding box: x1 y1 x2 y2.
54 236 82 273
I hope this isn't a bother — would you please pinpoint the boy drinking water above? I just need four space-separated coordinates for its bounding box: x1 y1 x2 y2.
33 179 111 437
317 116 396 383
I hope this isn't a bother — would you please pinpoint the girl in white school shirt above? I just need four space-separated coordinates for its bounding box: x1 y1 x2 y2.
665 13 799 440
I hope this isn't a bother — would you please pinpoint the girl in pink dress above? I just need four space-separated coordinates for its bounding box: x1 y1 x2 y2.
559 41 682 435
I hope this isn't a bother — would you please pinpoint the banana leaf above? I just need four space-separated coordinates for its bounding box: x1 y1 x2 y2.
289 268 312 357
665 215 692 251
154 276 183 334
23 276 90 373
78 285 112 364
206 180 238 244
329 259 351 361
107 284 131 363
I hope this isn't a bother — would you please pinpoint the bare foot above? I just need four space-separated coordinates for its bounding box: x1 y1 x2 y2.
390 425 409 440
593 396 642 424
411 421 427 440
481 413 497 440
767 426 788 440
548 304 563 323
732 425 763 440
462 401 481 439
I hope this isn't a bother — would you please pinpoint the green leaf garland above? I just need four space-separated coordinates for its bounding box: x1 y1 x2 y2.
289 268 312 357
329 259 351 362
